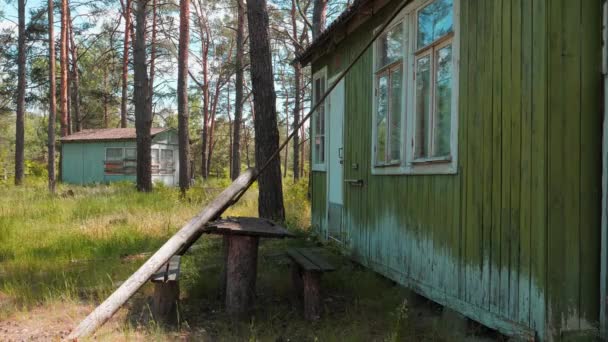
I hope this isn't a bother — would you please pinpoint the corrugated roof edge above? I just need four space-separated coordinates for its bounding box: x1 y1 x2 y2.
60 127 172 142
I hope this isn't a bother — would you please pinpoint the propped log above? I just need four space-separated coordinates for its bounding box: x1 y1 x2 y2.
66 169 256 340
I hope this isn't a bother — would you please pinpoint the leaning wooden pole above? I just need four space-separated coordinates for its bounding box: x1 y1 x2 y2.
67 169 256 340
68 1 411 338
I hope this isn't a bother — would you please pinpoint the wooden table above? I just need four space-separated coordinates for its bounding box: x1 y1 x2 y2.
203 217 294 315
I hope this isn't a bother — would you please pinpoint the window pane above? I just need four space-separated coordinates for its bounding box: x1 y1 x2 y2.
376 74 389 164
106 148 123 161
377 24 403 69
314 136 325 164
125 148 136 159
417 0 453 48
151 149 159 164
415 55 431 159
389 67 402 161
161 149 173 161
433 44 453 157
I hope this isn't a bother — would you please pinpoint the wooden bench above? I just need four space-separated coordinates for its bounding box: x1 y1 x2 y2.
150 255 181 324
287 248 336 320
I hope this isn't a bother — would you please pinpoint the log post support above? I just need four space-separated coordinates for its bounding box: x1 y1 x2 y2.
302 270 322 320
225 235 259 316
152 281 179 325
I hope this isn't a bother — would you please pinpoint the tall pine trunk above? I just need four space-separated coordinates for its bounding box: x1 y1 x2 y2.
134 0 152 192
200 39 209 178
312 0 327 39
148 0 157 103
230 0 244 181
48 0 57 192
246 0 285 221
177 0 190 193
14 0 26 185
120 0 131 128
68 7 81 132
290 0 301 180
103 67 109 128
60 0 69 137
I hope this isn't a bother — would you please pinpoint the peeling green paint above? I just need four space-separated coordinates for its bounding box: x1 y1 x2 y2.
310 0 603 340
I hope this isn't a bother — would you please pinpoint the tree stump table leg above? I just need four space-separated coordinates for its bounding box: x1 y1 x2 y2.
225 235 259 316
291 264 304 301
152 282 179 325
302 271 322 320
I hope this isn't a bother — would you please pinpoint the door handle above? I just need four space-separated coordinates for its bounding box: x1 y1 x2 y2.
344 179 364 187
338 147 344 159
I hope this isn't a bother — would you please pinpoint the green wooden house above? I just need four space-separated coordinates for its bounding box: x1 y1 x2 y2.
297 0 607 340
60 128 179 186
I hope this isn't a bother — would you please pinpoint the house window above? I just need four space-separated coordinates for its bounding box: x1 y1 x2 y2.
151 148 160 174
413 0 454 160
123 148 137 175
105 148 124 175
374 23 404 166
160 149 174 174
106 148 123 161
312 68 327 171
371 0 458 175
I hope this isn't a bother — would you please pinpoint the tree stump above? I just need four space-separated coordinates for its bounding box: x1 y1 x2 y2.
152 281 179 325
225 235 259 316
302 271 322 320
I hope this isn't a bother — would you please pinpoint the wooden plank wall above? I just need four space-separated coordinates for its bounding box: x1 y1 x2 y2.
309 0 603 339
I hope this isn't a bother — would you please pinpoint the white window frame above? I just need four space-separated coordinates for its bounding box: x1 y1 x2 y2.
312 67 328 172
371 0 460 175
371 14 408 175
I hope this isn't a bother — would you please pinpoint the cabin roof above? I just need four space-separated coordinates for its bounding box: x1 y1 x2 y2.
60 128 170 142
295 0 375 66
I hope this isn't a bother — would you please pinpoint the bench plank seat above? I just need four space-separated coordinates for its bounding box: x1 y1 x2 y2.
286 248 335 320
287 248 335 272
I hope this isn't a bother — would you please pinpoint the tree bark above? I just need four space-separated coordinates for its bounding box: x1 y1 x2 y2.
68 6 81 132
283 90 289 178
246 0 285 221
134 0 152 192
206 81 221 175
60 0 69 137
103 67 109 128
149 0 157 106
231 0 245 181
312 0 328 39
177 0 190 193
47 0 56 193
14 0 26 185
224 235 259 316
120 0 132 128
201 37 210 178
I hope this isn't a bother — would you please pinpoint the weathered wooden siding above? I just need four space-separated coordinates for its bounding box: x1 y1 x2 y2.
311 172 327 234
310 0 603 339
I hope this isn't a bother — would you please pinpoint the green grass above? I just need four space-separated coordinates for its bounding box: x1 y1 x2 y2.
0 177 457 341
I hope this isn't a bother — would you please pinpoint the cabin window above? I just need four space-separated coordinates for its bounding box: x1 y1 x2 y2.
413 0 454 161
104 148 124 175
371 0 459 175
160 149 175 174
106 148 123 161
312 68 327 171
123 148 137 175
374 23 404 166
151 148 160 174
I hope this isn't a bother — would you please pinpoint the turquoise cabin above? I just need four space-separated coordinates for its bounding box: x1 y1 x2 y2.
298 0 608 340
60 128 179 186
